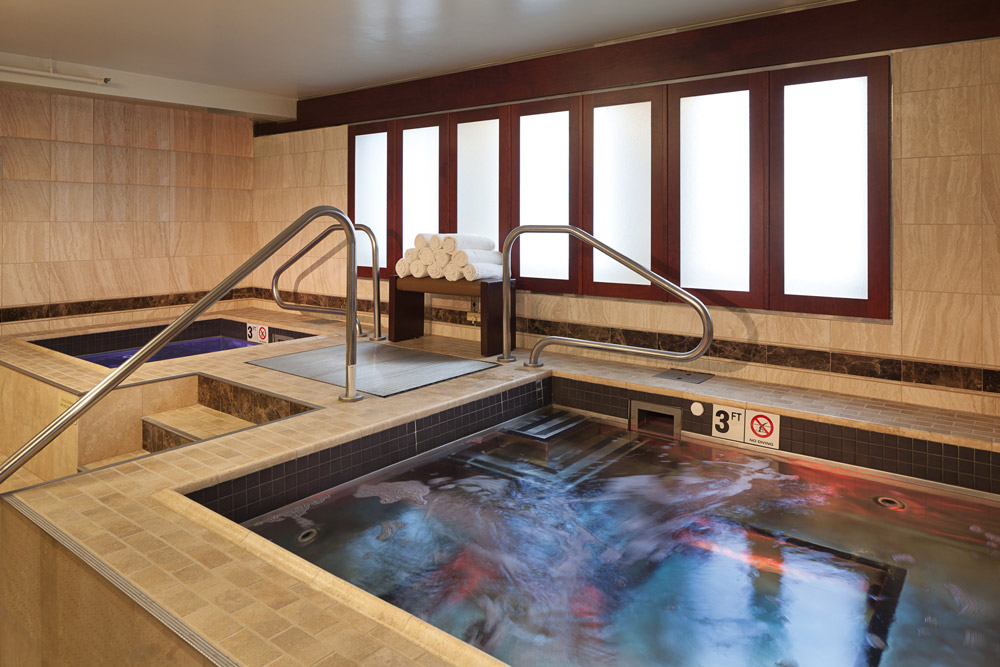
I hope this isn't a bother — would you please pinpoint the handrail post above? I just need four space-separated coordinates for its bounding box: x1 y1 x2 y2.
497 224 713 368
270 222 382 341
0 205 363 487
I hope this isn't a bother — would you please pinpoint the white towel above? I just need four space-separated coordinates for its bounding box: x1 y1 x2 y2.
462 263 502 281
413 233 434 249
429 234 443 250
453 249 503 268
427 263 445 279
434 249 452 268
442 234 494 254
444 262 464 282
404 247 419 262
394 257 411 277
409 260 429 278
418 247 435 265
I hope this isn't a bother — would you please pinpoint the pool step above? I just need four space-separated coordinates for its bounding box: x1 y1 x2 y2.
142 405 255 453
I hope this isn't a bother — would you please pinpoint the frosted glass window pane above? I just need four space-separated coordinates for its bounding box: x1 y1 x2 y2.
457 119 500 250
593 102 651 285
679 90 750 292
353 132 388 268
402 126 439 247
519 111 569 280
784 76 868 300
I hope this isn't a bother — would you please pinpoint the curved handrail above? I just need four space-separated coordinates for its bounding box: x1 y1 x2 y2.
271 223 384 341
0 205 363 487
497 225 714 367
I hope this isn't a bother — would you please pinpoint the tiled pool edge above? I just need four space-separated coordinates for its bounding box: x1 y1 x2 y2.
187 379 550 523
552 377 1000 494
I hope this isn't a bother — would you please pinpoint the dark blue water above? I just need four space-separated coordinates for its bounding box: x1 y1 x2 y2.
79 336 256 368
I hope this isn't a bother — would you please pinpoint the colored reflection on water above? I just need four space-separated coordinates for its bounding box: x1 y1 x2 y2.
248 411 1000 666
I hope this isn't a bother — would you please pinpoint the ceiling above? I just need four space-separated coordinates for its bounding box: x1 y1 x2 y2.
0 0 842 104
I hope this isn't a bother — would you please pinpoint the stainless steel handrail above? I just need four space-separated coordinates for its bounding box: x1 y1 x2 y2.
0 205 363 487
271 223 385 341
497 225 714 367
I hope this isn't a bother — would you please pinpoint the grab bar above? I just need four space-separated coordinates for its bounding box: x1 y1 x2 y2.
0 205 364 487
497 225 713 367
271 222 385 341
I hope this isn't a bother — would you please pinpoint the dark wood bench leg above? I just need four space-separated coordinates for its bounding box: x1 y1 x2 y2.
479 279 515 357
388 276 425 342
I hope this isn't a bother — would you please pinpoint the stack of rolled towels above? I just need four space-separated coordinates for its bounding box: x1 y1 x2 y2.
394 233 504 281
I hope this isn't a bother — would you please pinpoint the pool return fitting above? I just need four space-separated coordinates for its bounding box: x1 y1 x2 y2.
0 206 369 487
496 225 714 367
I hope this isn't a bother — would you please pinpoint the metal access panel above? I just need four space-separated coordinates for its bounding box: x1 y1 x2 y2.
654 368 714 384
629 400 683 439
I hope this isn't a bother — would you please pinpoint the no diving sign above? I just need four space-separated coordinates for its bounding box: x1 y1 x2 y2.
712 404 781 449
247 323 269 343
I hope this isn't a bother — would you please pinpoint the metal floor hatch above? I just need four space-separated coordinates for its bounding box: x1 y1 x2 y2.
249 341 496 397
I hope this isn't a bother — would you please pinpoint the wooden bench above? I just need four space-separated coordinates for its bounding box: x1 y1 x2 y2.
388 276 515 357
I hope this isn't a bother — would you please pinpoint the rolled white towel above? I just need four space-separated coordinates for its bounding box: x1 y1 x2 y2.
404 247 419 262
413 233 434 249
418 247 435 265
434 249 452 268
409 260 429 278
427 263 445 279
442 234 494 254
462 263 502 281
394 257 411 277
453 249 503 268
429 234 443 250
444 262 464 282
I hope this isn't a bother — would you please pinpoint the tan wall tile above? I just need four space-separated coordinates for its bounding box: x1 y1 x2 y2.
136 221 171 258
321 149 348 186
899 86 981 157
899 385 983 415
93 145 136 185
172 151 213 188
3 221 50 263
983 38 1000 84
900 225 981 293
93 184 136 222
50 222 94 262
983 295 1000 367
210 115 241 157
2 180 50 221
169 221 205 257
49 260 97 302
2 262 52 306
77 385 142 464
0 88 51 140
173 110 211 154
133 105 173 151
136 148 171 186
985 225 1000 294
0 138 51 180
94 222 135 260
984 154 1000 225
210 189 251 223
136 185 173 222
133 256 173 296
92 257 139 298
900 290 982 364
51 142 94 183
896 41 981 92
212 155 253 190
52 182 94 222
93 98 136 147
983 85 1000 154
173 188 211 222
51 94 94 143
899 155 980 225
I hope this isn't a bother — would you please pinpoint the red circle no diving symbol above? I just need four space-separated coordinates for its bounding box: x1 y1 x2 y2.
750 414 773 438
258 326 267 341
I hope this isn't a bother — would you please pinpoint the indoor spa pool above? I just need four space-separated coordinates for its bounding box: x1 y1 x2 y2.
30 318 313 368
246 408 1000 667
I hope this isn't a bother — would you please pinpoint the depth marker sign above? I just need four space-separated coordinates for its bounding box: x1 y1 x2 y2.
712 404 780 449
247 323 269 344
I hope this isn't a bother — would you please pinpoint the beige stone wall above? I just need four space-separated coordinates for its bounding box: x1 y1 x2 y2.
0 364 78 480
0 87 254 336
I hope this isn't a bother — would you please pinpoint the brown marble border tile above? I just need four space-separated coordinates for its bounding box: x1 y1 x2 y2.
902 360 983 391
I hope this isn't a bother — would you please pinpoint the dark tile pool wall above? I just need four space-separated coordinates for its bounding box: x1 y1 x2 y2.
188 379 550 523
552 377 1000 495
31 318 311 357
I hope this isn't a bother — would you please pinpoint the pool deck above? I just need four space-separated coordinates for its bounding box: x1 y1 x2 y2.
2 306 1000 666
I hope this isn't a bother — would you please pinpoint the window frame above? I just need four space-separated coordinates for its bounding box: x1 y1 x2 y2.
666 73 768 310
348 121 396 279
582 86 666 301
397 113 450 252
767 57 890 319
447 106 512 248
509 97 582 294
